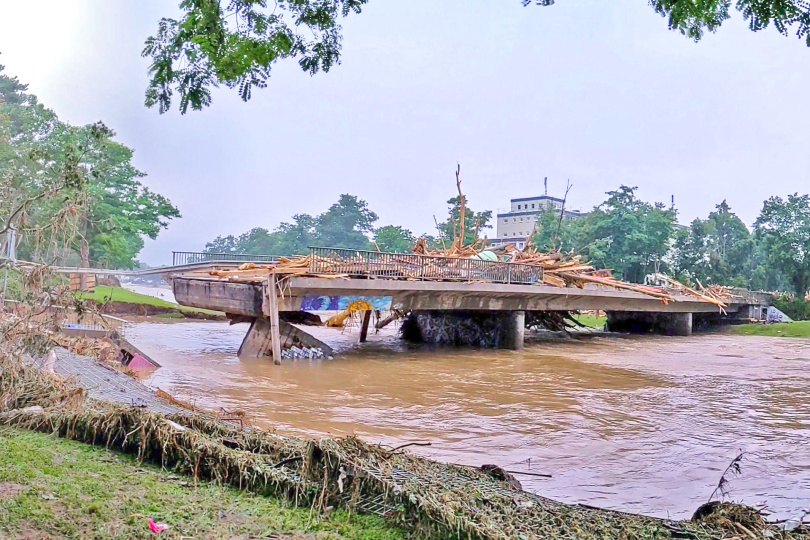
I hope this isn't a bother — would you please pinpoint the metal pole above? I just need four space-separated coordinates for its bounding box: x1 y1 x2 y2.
2 227 15 307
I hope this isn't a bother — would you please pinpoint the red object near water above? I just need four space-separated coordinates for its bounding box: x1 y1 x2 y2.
128 353 158 371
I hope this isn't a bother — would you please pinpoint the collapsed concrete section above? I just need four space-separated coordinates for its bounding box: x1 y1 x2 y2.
237 317 333 360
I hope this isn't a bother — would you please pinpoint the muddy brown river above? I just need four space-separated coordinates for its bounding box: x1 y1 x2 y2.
126 321 810 521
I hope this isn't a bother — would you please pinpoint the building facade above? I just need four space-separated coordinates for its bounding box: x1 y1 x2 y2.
490 195 587 250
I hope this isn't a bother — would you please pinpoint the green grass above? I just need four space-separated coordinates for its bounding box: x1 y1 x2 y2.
0 428 405 540
572 313 606 329
731 320 810 338
75 286 221 316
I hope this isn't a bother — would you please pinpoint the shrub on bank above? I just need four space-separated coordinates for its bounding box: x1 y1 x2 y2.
772 293 810 321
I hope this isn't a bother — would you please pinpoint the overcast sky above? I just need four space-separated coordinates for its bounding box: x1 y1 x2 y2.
1 1 808 265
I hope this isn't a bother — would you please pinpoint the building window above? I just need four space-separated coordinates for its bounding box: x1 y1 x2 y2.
517 204 521 209
513 218 516 222
519 217 523 222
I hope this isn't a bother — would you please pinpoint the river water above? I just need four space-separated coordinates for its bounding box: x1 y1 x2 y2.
126 320 810 521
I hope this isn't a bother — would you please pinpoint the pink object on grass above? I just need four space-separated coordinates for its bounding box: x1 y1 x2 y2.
148 518 168 534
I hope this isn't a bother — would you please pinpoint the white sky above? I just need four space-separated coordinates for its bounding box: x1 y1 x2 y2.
1 1 808 264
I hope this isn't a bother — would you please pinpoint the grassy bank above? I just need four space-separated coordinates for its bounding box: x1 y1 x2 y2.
573 313 606 329
731 320 810 338
0 427 403 540
75 285 222 318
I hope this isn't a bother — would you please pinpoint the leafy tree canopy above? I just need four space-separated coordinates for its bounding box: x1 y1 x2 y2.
205 193 377 255
754 193 810 297
672 200 754 287
578 186 677 283
526 1 810 44
144 0 368 113
374 225 414 253
147 1 810 113
1 64 180 269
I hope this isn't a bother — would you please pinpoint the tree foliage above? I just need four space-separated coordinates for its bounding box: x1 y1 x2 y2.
526 1 810 45
578 186 676 283
438 197 492 247
672 201 754 287
0 64 179 269
755 193 810 297
146 1 810 112
374 225 414 253
143 0 368 113
205 193 377 255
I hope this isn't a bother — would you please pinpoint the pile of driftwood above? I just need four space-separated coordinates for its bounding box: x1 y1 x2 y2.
201 250 731 308
199 170 732 309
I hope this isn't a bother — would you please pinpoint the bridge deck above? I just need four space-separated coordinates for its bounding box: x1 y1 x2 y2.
173 275 753 316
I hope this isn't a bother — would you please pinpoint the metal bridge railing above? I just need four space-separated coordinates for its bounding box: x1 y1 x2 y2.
308 247 544 285
172 251 278 266
2 299 129 335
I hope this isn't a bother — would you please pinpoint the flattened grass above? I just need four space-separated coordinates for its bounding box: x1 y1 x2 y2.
75 285 221 317
0 427 404 540
731 320 810 338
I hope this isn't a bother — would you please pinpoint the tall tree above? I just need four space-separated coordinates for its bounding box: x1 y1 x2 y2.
204 194 377 255
75 131 180 269
1 65 180 269
529 207 578 253
314 194 377 249
374 225 414 252
754 193 810 297
672 201 753 287
577 186 676 283
274 214 318 254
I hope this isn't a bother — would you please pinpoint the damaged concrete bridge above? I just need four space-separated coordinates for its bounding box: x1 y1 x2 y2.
169 249 772 362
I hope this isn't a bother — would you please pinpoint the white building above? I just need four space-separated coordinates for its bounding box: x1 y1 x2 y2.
490 195 587 250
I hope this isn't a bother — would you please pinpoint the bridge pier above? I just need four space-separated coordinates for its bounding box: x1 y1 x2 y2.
401 310 525 349
606 311 693 336
503 311 525 350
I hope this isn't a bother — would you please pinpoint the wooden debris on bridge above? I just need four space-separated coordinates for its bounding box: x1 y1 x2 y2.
193 171 732 311
198 249 734 309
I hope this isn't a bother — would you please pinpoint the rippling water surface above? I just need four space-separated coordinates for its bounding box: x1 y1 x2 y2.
126 320 810 520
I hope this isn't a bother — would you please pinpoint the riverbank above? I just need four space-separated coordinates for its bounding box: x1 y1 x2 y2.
76 286 225 320
3 340 807 540
731 320 810 337
0 427 403 539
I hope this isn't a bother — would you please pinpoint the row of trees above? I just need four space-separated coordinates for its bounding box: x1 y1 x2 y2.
532 187 810 297
0 64 179 269
205 194 492 256
208 186 810 298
